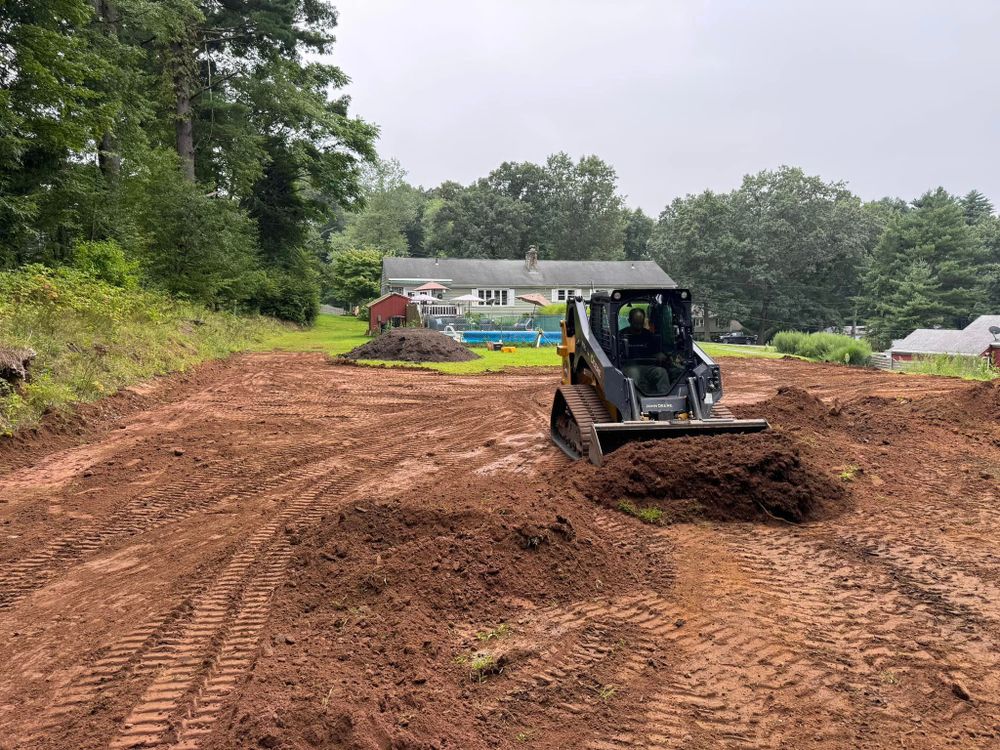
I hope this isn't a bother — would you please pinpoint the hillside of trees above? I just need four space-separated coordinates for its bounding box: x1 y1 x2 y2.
2 0 377 325
3 3 997 346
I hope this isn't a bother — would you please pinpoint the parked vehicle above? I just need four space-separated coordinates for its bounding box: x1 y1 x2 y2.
716 331 758 345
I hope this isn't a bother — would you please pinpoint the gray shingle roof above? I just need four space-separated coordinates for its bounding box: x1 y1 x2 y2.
891 315 1000 355
383 257 675 288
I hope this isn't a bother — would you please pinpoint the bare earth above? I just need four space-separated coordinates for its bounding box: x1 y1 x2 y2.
0 354 997 749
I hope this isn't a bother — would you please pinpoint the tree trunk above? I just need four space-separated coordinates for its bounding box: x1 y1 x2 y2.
171 41 196 182
758 293 770 342
98 130 120 181
94 0 121 180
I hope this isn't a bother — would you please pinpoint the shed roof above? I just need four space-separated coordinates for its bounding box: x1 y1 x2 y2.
891 315 1000 355
367 291 410 307
383 257 675 288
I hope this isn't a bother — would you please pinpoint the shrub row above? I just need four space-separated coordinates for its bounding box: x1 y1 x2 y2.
771 330 872 366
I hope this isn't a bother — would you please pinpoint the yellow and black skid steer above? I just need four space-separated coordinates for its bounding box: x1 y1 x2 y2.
551 288 769 465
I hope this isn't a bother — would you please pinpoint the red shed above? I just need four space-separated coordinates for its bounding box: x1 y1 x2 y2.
368 292 410 334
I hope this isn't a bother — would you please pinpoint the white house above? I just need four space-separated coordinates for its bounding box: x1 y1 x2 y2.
381 249 676 316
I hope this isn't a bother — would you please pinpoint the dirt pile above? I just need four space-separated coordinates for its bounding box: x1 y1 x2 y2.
213 480 649 750
576 431 845 523
734 385 839 431
916 378 1000 422
343 327 479 362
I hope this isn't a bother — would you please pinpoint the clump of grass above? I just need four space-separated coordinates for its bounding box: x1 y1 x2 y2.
618 500 664 524
838 465 860 482
594 684 618 701
901 353 998 381
455 651 503 682
476 623 512 642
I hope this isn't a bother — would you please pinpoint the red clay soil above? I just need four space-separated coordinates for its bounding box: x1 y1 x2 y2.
343 327 479 362
211 473 658 750
1 355 1000 750
576 431 846 523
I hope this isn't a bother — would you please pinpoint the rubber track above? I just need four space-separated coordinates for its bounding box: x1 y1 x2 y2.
558 384 612 458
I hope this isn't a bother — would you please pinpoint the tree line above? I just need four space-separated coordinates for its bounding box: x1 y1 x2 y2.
333 159 999 348
3 4 996 342
2 0 377 324
654 174 999 347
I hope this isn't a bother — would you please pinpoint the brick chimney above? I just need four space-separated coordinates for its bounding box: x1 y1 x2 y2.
525 245 539 271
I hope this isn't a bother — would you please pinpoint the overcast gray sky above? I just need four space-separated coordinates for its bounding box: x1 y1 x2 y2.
328 0 1000 213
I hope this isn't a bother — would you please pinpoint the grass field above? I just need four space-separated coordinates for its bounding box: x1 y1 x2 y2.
266 314 560 372
264 314 370 355
266 315 790 373
699 342 784 359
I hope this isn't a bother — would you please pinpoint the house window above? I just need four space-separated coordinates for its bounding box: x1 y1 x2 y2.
476 289 510 306
552 288 582 302
389 286 403 294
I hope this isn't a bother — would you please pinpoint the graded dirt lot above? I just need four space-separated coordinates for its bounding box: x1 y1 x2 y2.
0 354 998 749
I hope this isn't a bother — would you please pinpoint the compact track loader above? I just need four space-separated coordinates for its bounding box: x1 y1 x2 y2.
551 288 769 465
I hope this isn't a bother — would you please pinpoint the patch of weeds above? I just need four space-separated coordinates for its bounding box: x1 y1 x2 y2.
617 500 663 524
476 623 512 642
879 670 899 685
455 651 502 682
468 653 500 683
360 570 389 594
515 730 535 742
595 684 618 702
838 465 860 482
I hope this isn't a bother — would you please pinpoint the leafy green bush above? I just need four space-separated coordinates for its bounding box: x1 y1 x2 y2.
73 240 140 288
772 330 808 354
251 269 321 326
771 330 871 366
537 303 567 315
0 265 282 434
827 339 873 366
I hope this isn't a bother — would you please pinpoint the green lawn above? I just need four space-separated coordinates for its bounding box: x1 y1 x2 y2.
263 314 370 355
264 314 561 373
359 346 561 373
264 315 790 373
699 342 785 359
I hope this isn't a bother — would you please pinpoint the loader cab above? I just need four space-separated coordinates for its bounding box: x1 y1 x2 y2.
589 289 695 396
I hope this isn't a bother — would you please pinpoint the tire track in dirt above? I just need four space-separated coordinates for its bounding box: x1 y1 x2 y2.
0 443 320 611
109 461 352 749
93 405 540 749
482 512 679 746
159 408 538 749
629 523 1000 749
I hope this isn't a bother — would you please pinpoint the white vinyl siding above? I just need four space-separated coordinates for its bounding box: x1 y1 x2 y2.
552 288 583 302
474 288 515 306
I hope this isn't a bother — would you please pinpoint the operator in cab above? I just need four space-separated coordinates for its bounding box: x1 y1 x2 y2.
619 307 676 395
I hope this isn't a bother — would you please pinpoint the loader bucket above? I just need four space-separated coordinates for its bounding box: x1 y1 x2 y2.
587 418 770 466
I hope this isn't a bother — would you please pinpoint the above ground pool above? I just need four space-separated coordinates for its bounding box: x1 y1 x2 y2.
459 330 561 345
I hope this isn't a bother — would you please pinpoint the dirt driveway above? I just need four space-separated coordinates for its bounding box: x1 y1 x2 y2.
0 354 997 749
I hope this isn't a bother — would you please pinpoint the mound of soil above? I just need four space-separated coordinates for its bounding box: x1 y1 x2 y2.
733 385 839 431
343 327 479 363
213 476 652 750
576 431 845 523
